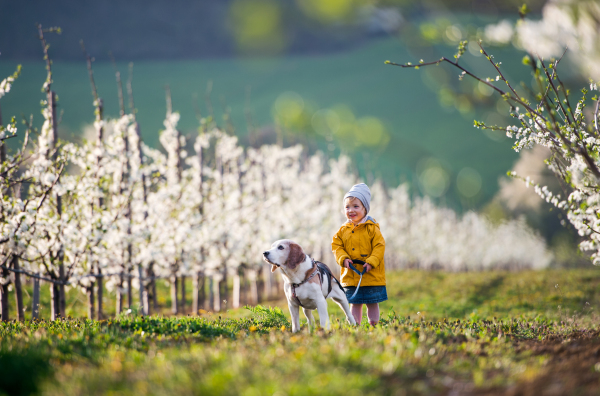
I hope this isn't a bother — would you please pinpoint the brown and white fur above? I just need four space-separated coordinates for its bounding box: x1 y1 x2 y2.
263 239 356 332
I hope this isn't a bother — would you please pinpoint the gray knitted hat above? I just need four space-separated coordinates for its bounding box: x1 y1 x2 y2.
344 183 371 214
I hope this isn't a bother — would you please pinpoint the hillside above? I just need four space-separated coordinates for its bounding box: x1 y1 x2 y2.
0 0 545 61
1 35 535 209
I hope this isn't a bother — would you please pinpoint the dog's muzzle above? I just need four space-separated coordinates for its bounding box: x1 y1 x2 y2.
262 251 278 266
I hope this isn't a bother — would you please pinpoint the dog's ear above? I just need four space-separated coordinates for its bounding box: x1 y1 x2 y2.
286 243 306 269
271 264 279 273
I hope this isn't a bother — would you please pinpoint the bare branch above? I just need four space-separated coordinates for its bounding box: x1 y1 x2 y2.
80 40 99 104
37 23 53 94
127 62 137 120
109 52 126 117
594 92 600 134
538 56 574 125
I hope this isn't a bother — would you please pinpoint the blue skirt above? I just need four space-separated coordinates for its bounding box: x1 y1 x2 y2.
343 285 388 304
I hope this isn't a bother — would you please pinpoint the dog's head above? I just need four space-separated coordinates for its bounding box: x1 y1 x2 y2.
262 239 306 273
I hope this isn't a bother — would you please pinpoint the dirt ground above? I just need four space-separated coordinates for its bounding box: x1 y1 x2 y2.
474 330 600 396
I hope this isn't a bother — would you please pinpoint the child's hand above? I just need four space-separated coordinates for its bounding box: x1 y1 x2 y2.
344 260 373 273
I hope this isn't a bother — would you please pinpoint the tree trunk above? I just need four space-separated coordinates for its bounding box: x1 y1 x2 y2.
240 271 247 306
139 265 148 315
51 282 60 320
220 266 228 310
87 284 95 319
199 272 206 311
149 263 158 310
262 265 272 300
212 276 221 312
208 277 214 310
257 278 264 303
171 275 178 315
192 271 203 314
152 280 158 310
13 256 24 321
127 274 133 308
0 284 8 322
180 275 186 314
248 270 258 305
31 277 40 319
116 275 123 315
48 90 65 320
232 272 241 309
0 265 9 322
144 269 153 315
96 267 104 319
143 288 150 316
58 255 66 317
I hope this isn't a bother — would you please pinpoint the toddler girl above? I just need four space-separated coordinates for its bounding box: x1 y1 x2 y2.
332 183 387 325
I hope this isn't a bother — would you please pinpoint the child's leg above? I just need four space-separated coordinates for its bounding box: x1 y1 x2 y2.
366 303 380 326
351 304 363 325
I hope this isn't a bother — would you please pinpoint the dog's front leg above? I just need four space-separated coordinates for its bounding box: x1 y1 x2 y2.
288 301 301 333
316 299 331 331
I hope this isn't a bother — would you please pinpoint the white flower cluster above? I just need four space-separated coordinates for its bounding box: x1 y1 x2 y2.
0 76 15 100
484 20 514 45
502 106 565 153
372 184 551 271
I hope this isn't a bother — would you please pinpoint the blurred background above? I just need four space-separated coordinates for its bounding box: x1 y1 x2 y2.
0 0 590 265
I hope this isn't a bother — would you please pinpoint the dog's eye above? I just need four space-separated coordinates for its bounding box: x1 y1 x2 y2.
278 245 284 250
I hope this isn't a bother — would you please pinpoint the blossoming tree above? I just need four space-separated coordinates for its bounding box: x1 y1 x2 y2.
387 22 600 264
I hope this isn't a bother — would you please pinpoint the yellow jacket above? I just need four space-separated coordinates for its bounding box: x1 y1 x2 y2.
332 217 386 287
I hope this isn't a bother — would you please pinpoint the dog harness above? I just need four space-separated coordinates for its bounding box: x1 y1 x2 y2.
291 259 342 308
346 260 368 300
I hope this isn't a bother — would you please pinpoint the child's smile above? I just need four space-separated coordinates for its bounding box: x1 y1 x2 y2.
345 198 366 224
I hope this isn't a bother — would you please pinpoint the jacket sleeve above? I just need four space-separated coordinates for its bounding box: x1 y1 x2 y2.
332 227 350 267
365 226 385 268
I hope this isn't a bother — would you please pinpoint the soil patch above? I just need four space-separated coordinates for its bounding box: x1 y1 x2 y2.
475 330 600 396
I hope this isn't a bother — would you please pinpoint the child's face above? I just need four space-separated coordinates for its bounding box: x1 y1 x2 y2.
344 197 366 223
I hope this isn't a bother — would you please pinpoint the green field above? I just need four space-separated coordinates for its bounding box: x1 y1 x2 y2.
2 269 600 395
0 36 541 209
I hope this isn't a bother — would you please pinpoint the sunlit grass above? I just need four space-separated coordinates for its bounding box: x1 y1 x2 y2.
2 268 599 395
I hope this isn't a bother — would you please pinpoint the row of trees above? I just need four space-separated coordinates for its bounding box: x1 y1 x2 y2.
0 26 551 322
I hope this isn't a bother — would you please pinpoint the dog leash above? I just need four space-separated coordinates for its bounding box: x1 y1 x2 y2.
346 259 367 300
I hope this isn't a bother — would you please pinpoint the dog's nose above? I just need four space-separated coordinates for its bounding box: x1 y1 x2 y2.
263 251 270 257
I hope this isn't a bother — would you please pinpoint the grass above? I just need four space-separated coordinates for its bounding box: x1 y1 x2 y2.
10 268 599 322
1 268 600 395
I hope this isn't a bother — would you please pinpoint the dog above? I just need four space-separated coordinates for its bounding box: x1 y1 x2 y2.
263 239 356 332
